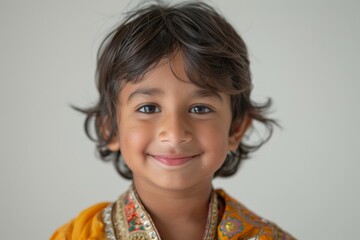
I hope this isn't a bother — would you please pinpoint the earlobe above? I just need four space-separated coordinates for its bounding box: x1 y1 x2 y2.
107 138 120 151
228 116 252 151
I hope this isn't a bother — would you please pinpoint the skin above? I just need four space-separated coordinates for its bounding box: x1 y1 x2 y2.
107 52 250 240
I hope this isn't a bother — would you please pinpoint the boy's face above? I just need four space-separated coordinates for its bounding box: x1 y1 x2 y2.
108 53 246 192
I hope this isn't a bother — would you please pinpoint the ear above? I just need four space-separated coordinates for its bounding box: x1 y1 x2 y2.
228 115 252 151
99 116 120 151
107 136 120 151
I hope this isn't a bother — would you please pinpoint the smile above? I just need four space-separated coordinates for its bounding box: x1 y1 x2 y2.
149 154 198 166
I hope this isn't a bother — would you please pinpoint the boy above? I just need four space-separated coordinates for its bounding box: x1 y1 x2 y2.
52 1 295 239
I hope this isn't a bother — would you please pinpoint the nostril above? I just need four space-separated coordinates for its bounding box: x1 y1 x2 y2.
159 131 192 145
158 126 192 144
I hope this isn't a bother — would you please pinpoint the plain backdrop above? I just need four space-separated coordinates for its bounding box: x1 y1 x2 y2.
1 0 359 239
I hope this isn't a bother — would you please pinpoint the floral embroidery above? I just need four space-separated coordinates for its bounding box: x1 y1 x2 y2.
124 195 145 232
219 216 243 238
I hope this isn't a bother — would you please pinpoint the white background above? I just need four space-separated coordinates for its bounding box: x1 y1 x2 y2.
1 0 359 239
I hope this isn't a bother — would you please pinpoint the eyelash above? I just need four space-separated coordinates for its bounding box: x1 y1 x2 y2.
137 104 161 113
136 104 213 114
189 105 213 114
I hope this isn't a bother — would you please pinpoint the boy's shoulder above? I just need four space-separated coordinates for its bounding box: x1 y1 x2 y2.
50 202 109 240
216 189 296 239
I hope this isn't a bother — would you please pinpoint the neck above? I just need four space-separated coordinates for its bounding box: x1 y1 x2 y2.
132 178 213 240
133 179 213 219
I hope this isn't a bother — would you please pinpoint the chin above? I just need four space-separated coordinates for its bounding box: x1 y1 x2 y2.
153 173 213 192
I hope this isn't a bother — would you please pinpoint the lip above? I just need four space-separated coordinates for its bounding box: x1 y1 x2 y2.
149 154 198 166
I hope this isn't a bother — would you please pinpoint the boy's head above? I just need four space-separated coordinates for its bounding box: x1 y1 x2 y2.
82 1 276 179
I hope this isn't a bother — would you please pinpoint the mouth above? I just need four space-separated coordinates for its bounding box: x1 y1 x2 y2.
149 154 199 166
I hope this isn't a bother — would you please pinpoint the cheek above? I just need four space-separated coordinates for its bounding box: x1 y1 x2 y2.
120 124 150 152
196 121 230 158
121 128 144 146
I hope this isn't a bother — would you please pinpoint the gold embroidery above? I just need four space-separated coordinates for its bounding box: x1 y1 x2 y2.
225 221 236 232
104 186 219 240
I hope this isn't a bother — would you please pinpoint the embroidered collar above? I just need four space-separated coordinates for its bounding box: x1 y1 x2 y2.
103 186 219 240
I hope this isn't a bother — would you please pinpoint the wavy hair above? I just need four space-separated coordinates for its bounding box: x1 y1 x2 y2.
78 1 277 179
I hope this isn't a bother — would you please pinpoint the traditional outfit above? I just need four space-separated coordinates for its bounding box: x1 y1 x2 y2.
51 186 295 240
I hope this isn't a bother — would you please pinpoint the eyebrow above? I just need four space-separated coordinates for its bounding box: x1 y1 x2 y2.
127 87 223 102
127 87 164 102
191 89 223 102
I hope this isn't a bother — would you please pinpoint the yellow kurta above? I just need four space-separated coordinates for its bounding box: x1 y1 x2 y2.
51 190 295 240
51 202 109 240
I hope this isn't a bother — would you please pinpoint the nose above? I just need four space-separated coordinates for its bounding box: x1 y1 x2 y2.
158 112 192 145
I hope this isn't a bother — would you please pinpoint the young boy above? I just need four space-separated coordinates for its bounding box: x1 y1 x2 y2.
51 1 295 239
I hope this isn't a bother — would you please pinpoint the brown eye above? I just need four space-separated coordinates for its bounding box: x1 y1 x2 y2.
137 105 160 113
190 105 212 114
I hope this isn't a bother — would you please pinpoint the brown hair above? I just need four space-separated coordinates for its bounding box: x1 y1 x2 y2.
79 1 277 179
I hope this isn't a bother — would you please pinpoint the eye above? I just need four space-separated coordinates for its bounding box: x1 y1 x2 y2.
137 104 160 113
189 105 212 114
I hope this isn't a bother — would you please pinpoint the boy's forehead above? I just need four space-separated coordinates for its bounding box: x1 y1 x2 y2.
118 51 230 102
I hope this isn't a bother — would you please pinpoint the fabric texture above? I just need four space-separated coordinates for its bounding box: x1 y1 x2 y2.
50 190 295 240
50 202 109 240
